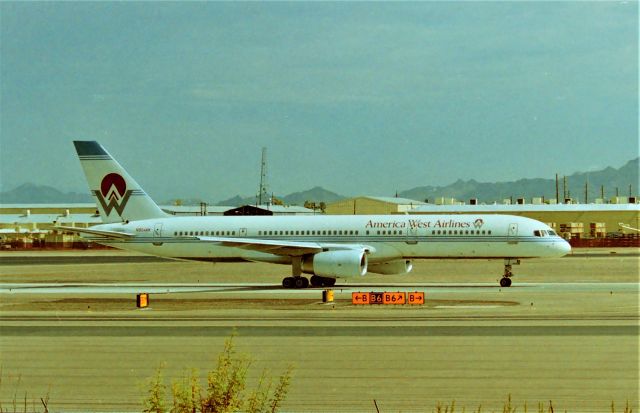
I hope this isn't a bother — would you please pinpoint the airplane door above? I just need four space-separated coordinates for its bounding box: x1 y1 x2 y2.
406 227 418 244
154 223 163 237
239 228 247 237
507 223 518 244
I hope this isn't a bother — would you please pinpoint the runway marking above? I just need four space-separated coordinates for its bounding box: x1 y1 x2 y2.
1 325 637 337
435 305 502 309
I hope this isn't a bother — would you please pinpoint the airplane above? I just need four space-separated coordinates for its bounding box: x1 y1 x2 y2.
57 141 572 289
619 223 640 233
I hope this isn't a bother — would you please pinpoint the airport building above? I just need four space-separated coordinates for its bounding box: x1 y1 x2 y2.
325 196 640 246
325 196 427 215
0 203 314 248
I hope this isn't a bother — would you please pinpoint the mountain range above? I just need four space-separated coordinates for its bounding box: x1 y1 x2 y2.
1 158 637 205
398 158 639 204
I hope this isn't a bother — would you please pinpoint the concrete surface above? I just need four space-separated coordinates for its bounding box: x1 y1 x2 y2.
1 249 638 412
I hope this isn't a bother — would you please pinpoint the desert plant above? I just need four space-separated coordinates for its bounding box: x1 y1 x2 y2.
142 334 293 413
143 364 167 413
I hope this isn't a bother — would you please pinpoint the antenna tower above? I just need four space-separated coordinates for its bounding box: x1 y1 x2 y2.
258 147 269 205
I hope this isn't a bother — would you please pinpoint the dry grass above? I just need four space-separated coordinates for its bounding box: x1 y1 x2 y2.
431 394 634 413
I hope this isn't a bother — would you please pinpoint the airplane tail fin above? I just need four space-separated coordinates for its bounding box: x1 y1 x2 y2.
73 141 168 223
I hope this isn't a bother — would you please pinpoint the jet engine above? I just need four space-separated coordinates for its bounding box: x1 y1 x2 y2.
302 250 368 278
367 259 413 275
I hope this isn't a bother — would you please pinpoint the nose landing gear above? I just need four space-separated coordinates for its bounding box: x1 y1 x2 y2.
500 258 520 287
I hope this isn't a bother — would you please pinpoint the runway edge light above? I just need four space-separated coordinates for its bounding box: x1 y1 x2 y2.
322 289 334 303
137 293 149 308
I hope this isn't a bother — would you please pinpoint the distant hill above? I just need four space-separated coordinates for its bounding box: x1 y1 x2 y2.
399 158 639 203
216 186 344 207
282 186 344 206
0 183 92 204
3 159 637 205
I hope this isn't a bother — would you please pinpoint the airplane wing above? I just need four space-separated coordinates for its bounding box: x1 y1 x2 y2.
55 226 134 239
197 236 374 257
197 236 324 256
56 226 371 257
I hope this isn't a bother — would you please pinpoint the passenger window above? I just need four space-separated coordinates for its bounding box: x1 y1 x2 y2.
488 230 492 235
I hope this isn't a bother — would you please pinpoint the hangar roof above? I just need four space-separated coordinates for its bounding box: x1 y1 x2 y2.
413 203 640 213
0 214 102 225
0 203 96 209
355 196 426 205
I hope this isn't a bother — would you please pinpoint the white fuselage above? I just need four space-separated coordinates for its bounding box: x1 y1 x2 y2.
87 214 571 264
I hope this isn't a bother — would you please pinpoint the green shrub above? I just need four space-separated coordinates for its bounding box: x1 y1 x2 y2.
142 334 293 413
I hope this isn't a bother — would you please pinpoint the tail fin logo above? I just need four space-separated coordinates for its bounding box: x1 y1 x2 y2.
93 173 132 217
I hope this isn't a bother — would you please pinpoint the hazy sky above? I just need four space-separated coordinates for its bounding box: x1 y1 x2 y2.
1 1 637 202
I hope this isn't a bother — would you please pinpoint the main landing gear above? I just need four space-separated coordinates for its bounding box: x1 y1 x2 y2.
281 257 336 289
281 275 336 289
282 276 309 289
500 258 520 287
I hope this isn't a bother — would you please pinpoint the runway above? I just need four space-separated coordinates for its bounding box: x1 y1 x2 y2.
1 250 638 412
1 281 638 294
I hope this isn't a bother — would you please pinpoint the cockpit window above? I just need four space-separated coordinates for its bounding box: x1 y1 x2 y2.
534 230 542 237
548 230 557 236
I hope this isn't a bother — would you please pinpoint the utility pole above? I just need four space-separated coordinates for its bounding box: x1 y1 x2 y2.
257 147 268 206
584 180 588 204
555 174 559 204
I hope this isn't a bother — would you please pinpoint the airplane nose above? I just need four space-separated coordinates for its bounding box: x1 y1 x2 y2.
557 239 572 256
